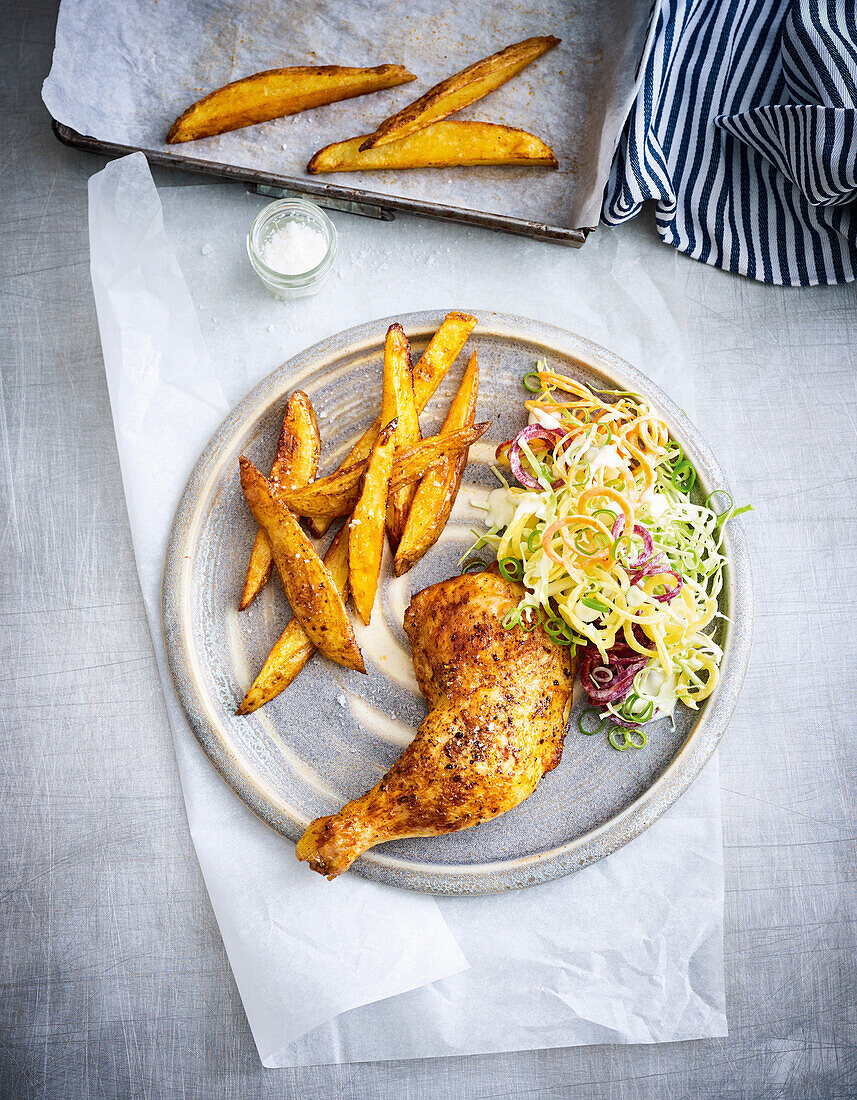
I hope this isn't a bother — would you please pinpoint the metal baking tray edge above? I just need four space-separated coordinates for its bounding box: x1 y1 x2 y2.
52 119 591 246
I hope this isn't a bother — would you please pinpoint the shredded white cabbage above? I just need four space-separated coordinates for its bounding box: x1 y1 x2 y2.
467 363 748 746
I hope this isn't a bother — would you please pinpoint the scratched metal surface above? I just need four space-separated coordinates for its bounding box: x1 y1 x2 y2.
2 2 856 1098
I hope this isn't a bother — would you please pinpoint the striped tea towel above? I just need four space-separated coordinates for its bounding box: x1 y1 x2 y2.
603 0 857 285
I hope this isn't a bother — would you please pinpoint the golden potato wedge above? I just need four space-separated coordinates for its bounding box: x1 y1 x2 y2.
381 324 421 548
240 391 320 611
239 456 364 673
412 311 477 409
236 525 350 715
306 430 376 538
279 422 490 522
360 36 560 151
349 423 397 625
167 64 416 143
395 351 479 576
307 312 476 538
308 120 558 173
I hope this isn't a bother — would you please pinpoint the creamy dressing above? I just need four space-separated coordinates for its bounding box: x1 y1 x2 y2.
349 544 421 695
638 666 678 715
466 440 500 467
640 486 669 519
584 444 624 474
484 487 517 529
528 407 562 430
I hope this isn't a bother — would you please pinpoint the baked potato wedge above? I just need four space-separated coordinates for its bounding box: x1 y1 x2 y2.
381 324 420 548
307 312 476 538
349 423 397 625
167 64 416 143
395 350 479 577
236 525 350 715
412 311 478 409
359 36 560 151
280 421 490 522
307 121 558 173
239 456 364 672
240 391 320 611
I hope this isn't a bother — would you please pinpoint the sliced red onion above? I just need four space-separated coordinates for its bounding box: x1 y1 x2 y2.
579 633 655 704
611 518 683 602
628 552 667 584
611 517 654 568
508 424 565 490
579 645 649 704
650 570 683 602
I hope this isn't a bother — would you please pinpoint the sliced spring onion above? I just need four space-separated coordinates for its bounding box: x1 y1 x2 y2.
498 557 523 581
578 708 606 735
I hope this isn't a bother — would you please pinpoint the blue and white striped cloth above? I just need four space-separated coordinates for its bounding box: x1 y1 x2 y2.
603 0 857 285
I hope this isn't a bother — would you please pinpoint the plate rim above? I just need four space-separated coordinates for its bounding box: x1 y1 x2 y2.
162 309 753 895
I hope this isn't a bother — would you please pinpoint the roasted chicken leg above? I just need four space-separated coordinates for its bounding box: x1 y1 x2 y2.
296 568 577 879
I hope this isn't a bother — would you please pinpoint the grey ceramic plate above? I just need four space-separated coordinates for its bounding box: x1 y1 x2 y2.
163 310 752 895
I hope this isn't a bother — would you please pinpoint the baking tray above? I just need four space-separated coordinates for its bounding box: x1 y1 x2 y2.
52 120 588 243
45 0 657 246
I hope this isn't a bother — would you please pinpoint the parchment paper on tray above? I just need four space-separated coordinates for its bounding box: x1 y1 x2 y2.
43 0 656 237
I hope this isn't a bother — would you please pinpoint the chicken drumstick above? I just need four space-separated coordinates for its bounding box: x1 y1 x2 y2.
296 568 577 879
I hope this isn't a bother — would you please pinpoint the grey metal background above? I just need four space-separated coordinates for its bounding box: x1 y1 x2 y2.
2 2 856 1097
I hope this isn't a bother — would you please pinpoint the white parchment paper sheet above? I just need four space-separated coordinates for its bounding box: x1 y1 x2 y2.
47 0 654 229
88 152 726 1068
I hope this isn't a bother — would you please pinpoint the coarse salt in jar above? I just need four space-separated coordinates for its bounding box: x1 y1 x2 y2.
247 198 337 299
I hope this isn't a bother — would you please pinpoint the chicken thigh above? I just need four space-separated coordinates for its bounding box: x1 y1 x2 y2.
296 568 577 879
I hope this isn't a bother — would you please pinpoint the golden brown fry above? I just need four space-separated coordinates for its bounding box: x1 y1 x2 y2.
280 422 490 522
349 423 397 625
381 324 420 548
167 64 416 143
308 121 558 173
395 351 479 576
359 36 560 151
240 391 320 611
412 311 477 409
307 312 476 538
239 456 364 673
236 525 350 715
307 430 375 539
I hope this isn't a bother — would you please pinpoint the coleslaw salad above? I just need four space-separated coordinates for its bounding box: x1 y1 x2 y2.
465 362 750 751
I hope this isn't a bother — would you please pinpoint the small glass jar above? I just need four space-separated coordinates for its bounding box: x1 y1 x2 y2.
246 198 337 300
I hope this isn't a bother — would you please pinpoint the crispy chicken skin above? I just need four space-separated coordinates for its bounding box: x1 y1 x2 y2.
295 568 577 879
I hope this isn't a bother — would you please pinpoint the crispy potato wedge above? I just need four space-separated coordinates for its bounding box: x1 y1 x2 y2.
395 351 479 576
349 423 397 625
360 36 560 151
412 311 477 409
306 430 376 538
279 422 490 522
239 456 364 672
381 324 421 548
236 525 350 714
308 120 558 173
307 312 476 538
240 391 320 610
167 64 416 143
